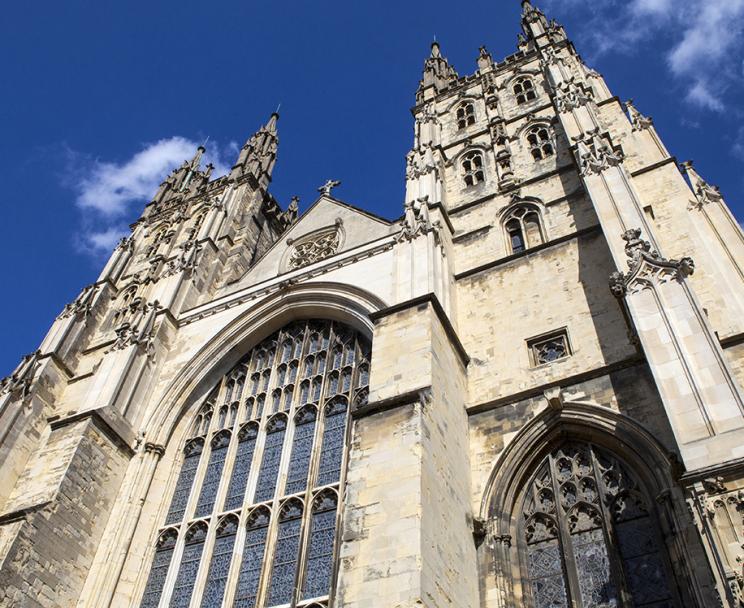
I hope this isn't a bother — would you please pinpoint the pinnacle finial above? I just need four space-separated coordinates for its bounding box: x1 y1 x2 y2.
430 40 441 58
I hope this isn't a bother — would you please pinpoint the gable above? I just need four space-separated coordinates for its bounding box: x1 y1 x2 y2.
227 196 397 290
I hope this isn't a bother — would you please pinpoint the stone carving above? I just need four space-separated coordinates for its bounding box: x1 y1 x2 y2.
279 196 299 228
681 161 724 209
399 196 434 241
574 130 623 176
59 284 97 320
0 350 41 400
318 179 341 196
702 476 727 495
555 78 593 113
609 228 695 297
288 228 341 270
625 99 653 131
108 300 161 356
163 238 203 279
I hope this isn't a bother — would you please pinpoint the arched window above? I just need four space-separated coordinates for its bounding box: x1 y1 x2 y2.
140 319 370 608
285 406 318 495
194 430 231 517
526 125 555 161
234 507 270 607
200 515 238 607
462 151 486 187
504 204 545 254
170 522 208 607
456 102 476 129
139 529 177 608
302 491 339 600
254 415 288 503
514 76 537 104
519 442 676 607
267 499 305 606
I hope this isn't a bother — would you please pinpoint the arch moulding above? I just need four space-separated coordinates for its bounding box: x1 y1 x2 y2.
144 281 385 448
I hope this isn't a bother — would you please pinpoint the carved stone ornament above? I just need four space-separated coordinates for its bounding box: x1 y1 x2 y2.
574 130 624 177
609 228 695 298
59 283 97 320
107 300 161 356
163 239 203 279
318 179 341 197
681 161 724 210
555 78 593 113
398 196 435 242
625 99 653 131
288 228 341 270
0 350 41 400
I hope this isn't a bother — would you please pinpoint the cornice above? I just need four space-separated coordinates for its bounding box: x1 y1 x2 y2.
351 386 432 420
178 235 398 327
630 156 678 178
466 353 645 416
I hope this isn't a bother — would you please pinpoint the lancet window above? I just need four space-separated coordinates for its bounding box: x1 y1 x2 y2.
456 102 476 129
526 125 555 161
514 76 538 104
462 150 485 187
139 319 371 608
519 442 677 608
504 204 544 254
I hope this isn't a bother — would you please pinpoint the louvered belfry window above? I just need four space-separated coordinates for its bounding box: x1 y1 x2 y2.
140 320 371 608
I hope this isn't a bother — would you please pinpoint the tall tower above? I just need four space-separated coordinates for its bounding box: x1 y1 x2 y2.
0 113 297 608
1 3 744 608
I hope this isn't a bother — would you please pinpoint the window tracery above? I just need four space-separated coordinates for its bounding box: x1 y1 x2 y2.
514 76 538 104
520 442 676 608
526 125 555 161
140 319 371 608
504 204 544 254
456 102 476 129
288 229 340 270
462 150 485 187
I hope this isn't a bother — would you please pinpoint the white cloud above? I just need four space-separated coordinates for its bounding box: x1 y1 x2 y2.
75 137 230 216
67 137 233 259
543 0 744 111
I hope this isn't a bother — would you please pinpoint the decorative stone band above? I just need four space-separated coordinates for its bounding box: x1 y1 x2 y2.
609 228 695 297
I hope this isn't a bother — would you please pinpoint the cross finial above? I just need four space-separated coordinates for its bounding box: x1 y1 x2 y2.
318 179 341 196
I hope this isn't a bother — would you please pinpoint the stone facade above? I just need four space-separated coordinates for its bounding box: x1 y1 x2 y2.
1 2 743 606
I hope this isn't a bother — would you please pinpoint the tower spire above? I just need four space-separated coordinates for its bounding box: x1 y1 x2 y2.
230 111 280 187
416 41 458 104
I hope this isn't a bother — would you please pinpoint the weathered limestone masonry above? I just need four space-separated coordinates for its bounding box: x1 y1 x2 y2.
1 2 743 607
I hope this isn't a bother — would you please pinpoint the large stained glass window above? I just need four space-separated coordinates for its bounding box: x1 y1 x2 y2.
140 320 370 608
520 442 677 608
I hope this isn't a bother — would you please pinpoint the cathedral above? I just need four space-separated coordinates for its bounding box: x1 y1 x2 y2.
2 2 744 607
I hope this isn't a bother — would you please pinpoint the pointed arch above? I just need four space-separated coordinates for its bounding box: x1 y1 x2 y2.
480 403 688 608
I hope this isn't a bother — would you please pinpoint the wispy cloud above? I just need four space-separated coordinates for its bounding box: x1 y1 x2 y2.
66 137 233 258
543 0 744 111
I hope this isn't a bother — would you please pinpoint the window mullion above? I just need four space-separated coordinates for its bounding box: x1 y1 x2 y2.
548 452 582 608
590 446 634 608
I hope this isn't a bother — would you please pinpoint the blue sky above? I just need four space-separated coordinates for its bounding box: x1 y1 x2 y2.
1 0 743 376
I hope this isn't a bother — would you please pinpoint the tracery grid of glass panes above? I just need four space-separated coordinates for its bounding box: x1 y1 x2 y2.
520 442 677 608
140 320 371 608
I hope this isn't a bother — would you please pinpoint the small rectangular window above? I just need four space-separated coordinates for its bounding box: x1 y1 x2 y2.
527 329 571 367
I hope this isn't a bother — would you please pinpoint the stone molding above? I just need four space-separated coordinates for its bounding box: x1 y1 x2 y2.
609 228 695 298
48 406 137 456
351 386 433 420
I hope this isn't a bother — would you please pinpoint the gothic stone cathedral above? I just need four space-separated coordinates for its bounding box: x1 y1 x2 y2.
1 3 743 608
